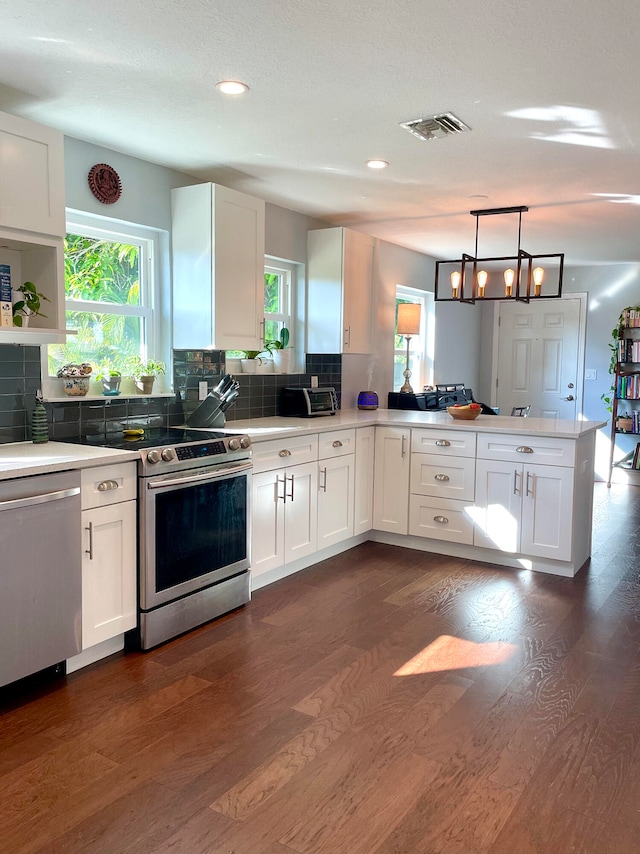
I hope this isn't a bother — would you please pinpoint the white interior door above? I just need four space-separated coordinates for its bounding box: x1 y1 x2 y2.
496 298 583 418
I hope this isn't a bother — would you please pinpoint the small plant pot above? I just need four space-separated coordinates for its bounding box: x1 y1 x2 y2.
240 359 258 374
102 377 121 396
272 350 292 374
62 377 90 397
135 376 155 394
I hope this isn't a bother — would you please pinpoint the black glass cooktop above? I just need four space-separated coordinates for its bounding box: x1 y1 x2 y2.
60 427 239 451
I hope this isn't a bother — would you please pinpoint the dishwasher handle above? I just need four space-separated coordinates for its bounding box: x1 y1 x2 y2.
0 486 80 513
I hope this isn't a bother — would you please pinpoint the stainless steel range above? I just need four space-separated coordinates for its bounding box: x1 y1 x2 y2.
67 427 252 649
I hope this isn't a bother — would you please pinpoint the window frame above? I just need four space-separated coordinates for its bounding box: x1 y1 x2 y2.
264 259 294 346
44 211 163 382
394 285 434 391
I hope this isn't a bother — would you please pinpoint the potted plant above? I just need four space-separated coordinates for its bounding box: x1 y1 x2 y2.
126 357 166 394
57 362 93 396
238 349 267 374
96 367 122 396
264 327 291 374
12 281 50 327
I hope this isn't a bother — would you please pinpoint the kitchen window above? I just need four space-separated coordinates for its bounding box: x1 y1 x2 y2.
394 286 434 391
47 214 161 377
264 261 293 344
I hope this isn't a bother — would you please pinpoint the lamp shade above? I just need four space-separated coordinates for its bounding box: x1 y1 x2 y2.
397 302 421 336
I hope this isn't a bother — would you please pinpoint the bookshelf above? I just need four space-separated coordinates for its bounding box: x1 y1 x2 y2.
607 307 640 487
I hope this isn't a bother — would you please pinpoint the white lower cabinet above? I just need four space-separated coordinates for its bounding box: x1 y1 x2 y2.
81 463 137 650
251 461 318 577
318 454 355 548
354 426 375 535
373 426 410 534
474 458 574 560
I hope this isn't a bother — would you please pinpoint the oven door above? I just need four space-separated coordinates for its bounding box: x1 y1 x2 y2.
139 460 252 611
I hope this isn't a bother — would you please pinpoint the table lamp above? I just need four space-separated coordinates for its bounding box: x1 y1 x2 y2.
397 303 421 393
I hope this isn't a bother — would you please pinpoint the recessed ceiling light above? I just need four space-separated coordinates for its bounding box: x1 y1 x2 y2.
216 80 249 95
366 159 389 169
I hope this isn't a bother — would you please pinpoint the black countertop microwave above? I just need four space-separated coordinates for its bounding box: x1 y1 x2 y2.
279 387 337 417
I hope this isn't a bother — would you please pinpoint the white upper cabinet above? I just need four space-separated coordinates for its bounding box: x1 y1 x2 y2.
0 109 65 238
307 227 375 354
172 183 266 351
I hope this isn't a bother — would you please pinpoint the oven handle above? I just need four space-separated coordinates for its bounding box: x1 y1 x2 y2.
146 460 253 489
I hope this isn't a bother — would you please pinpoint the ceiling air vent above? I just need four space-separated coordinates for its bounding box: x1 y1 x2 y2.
400 112 471 141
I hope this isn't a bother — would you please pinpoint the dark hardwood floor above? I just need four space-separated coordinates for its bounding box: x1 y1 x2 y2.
2 482 640 854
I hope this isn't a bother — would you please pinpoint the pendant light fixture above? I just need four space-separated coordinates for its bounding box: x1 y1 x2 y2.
434 206 564 304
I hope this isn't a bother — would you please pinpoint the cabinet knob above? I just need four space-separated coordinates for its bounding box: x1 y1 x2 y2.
97 479 119 491
433 515 449 524
516 446 534 454
332 440 343 447
279 449 292 457
434 474 450 482
435 439 451 447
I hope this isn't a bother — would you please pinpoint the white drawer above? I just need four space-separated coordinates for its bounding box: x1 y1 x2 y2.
408 495 474 545
252 433 319 473
81 462 137 510
318 428 356 460
411 428 476 458
476 433 576 467
410 453 475 501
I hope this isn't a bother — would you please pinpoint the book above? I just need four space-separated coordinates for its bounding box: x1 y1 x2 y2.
0 263 12 327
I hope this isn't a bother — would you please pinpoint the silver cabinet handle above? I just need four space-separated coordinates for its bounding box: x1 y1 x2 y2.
259 319 265 344
332 440 343 448
97 479 119 492
435 439 451 447
85 521 94 560
433 515 449 524
279 449 292 458
434 474 450 482
344 326 351 348
513 469 522 496
276 474 286 503
401 435 407 457
287 473 294 501
526 471 535 497
319 467 327 492
516 446 534 454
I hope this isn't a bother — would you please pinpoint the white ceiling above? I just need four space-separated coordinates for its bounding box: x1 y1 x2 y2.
2 0 640 264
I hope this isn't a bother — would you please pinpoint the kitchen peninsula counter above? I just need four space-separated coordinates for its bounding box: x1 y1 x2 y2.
225 409 606 441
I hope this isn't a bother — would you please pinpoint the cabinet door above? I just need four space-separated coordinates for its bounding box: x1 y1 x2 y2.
82 501 137 650
284 461 318 563
0 110 65 237
213 184 265 351
251 470 286 578
354 426 375 535
373 427 410 534
317 454 354 548
342 229 374 354
521 463 574 561
474 459 522 553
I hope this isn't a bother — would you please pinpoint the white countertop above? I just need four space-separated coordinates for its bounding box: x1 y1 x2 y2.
0 442 140 482
223 408 607 442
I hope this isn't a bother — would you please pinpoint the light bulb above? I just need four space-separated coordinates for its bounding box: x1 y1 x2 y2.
450 271 461 300
504 268 515 297
477 270 488 298
533 266 544 297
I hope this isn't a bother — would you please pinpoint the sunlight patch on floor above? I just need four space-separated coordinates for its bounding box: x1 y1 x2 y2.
394 635 517 676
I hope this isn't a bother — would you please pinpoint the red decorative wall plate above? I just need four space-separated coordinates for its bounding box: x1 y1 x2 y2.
88 163 122 204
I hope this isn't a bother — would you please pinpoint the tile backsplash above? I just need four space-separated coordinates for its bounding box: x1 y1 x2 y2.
173 350 342 421
0 344 41 443
0 344 343 443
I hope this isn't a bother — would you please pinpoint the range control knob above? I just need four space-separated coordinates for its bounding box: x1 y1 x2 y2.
147 450 161 464
240 436 252 449
161 447 176 462
228 438 241 451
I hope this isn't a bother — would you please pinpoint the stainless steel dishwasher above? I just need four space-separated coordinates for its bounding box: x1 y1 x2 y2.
0 470 82 688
